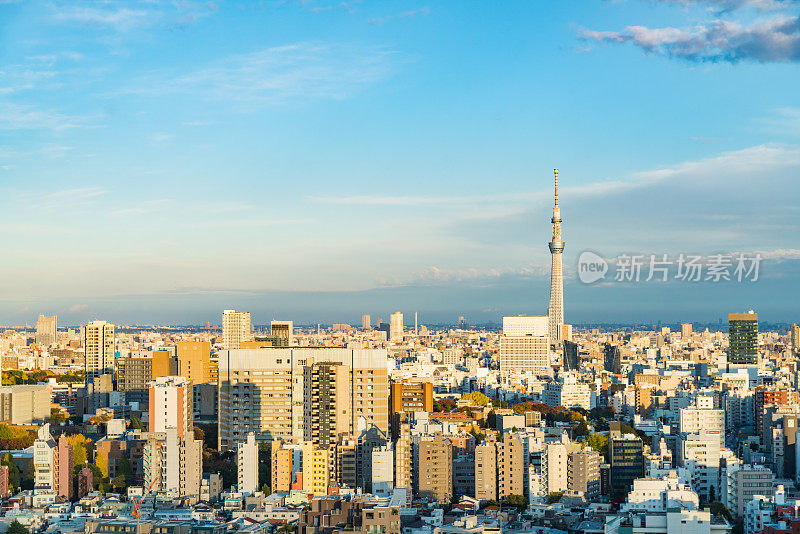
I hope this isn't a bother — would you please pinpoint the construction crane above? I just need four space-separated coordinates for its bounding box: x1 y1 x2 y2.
132 475 160 534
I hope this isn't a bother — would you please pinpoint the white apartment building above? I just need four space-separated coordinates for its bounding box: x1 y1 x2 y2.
680 401 725 446
371 445 394 496
500 316 550 375
237 432 259 494
84 320 115 378
390 312 404 342
222 310 252 350
679 431 722 502
621 472 699 513
149 376 193 436
543 373 591 410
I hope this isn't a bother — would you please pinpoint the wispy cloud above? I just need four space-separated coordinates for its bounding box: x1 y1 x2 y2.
760 107 800 135
125 42 396 109
0 103 93 130
377 263 551 286
368 6 430 25
653 0 797 11
51 1 217 32
36 187 109 211
580 16 800 62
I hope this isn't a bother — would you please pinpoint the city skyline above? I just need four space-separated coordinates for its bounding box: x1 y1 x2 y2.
1 1 799 324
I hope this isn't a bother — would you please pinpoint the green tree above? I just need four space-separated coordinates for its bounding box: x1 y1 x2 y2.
548 492 564 504
117 452 134 485
7 520 29 534
503 494 527 509
130 417 144 431
485 410 497 429
572 421 590 439
258 442 271 491
111 474 127 492
709 502 733 523
2 454 20 492
50 408 69 424
262 484 272 496
468 429 486 444
586 433 608 458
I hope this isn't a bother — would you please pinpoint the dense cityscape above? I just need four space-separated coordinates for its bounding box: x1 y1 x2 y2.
0 172 795 534
3 1 799 534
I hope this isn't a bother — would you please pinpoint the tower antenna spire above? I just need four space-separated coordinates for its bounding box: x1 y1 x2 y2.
554 168 559 206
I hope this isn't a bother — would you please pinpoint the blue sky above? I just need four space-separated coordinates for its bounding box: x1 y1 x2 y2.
1 0 799 326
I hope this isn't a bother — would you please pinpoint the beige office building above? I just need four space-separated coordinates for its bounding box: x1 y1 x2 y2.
389 312 403 342
394 422 412 490
270 321 293 345
222 310 251 350
0 384 50 424
475 441 498 501
500 316 550 375
417 434 452 504
474 434 523 501
36 315 57 346
84 321 115 380
302 441 331 497
217 348 390 451
176 341 211 384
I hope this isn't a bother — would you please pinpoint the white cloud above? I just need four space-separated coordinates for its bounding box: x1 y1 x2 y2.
125 42 396 108
580 16 800 62
0 103 92 130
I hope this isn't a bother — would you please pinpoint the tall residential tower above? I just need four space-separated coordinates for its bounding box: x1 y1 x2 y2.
548 169 565 343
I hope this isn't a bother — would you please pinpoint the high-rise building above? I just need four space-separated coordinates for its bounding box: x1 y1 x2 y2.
500 316 550 375
362 315 371 329
394 422 411 491
609 433 644 502
548 168 565 343
302 441 331 497
389 312 403 342
473 434 523 501
148 376 193 437
681 323 693 340
117 354 153 406
36 315 57 346
33 423 58 495
729 312 758 365
474 441 498 501
417 434 452 504
270 321 293 345
680 400 725 447
152 349 178 379
176 341 211 385
84 321 115 381
562 340 579 371
567 449 601 500
217 348 390 451
790 323 799 352
371 445 394 496
222 310 252 349
237 432 259 494
271 439 302 492
57 435 73 501
604 343 621 374
143 428 202 503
